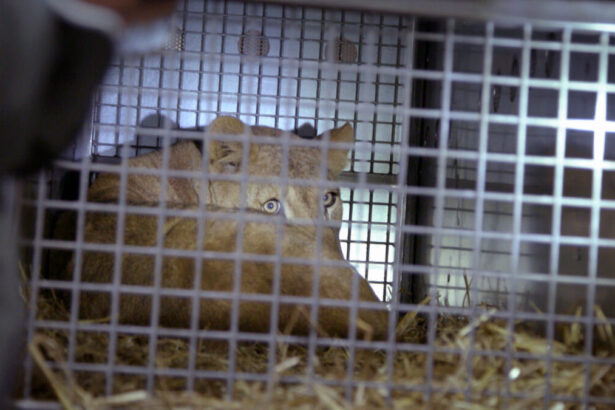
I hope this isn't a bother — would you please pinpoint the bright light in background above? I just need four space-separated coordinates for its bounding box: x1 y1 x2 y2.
340 187 396 301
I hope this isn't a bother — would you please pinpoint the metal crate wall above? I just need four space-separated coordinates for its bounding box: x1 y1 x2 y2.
91 0 407 301
405 19 615 320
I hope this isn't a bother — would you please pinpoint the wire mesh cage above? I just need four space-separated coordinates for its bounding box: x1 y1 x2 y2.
14 0 615 408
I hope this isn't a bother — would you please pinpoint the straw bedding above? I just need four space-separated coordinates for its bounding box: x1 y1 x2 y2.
19 271 615 410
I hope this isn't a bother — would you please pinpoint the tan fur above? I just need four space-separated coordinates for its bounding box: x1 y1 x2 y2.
64 117 386 339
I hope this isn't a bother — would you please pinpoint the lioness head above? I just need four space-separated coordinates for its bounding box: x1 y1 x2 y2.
206 116 353 223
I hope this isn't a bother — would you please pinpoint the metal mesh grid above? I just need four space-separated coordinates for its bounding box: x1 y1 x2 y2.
14 0 615 408
340 187 397 301
92 1 405 176
406 21 615 319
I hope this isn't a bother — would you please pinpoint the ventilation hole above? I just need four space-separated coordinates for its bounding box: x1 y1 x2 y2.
164 27 184 51
238 30 270 57
325 38 358 63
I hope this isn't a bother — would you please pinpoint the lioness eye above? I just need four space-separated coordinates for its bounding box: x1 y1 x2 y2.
262 199 281 214
322 192 337 208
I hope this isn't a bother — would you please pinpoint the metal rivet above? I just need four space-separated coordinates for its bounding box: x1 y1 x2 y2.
164 27 184 51
325 37 358 63
238 30 270 57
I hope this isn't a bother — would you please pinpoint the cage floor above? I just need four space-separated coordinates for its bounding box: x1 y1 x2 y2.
21 287 615 409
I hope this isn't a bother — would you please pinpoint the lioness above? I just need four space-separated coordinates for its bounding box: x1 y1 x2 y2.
61 117 387 339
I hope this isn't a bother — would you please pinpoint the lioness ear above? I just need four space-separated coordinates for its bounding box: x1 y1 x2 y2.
207 116 248 173
318 123 354 176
